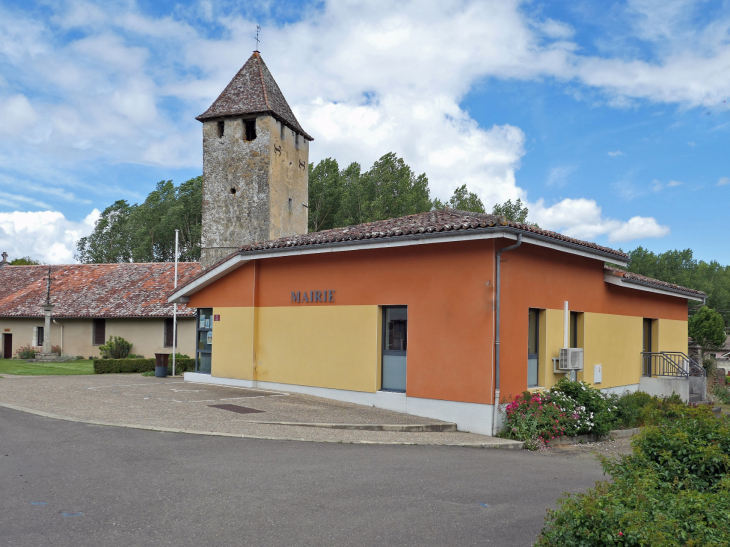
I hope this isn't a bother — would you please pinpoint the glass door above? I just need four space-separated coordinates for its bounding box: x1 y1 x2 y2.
196 308 213 374
382 306 407 392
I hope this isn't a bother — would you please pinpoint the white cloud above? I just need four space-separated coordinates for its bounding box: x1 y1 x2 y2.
0 209 99 264
2 0 728 259
651 179 683 192
546 165 577 187
531 198 669 243
718 177 730 186
538 18 575 39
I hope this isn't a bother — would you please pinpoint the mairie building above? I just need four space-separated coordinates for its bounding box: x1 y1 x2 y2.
169 51 707 436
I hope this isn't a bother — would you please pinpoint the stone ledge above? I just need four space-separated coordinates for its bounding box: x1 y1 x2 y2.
547 427 642 447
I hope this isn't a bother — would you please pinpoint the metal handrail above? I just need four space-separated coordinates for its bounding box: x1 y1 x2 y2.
661 351 706 377
641 352 689 378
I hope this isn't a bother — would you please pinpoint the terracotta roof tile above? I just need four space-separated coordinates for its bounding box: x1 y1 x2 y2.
175 209 632 295
0 262 201 318
238 209 628 258
604 266 706 297
196 52 312 140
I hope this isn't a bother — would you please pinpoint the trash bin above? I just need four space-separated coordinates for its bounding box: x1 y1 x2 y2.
154 353 170 377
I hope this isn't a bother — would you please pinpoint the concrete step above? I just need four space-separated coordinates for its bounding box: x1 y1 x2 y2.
252 421 459 432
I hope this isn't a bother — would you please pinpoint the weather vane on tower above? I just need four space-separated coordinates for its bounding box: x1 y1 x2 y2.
255 25 261 52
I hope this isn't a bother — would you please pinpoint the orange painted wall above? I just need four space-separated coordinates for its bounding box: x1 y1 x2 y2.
188 237 690 406
190 262 256 308
189 240 497 404
498 240 688 399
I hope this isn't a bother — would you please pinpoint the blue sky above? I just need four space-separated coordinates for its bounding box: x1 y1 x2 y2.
0 0 728 263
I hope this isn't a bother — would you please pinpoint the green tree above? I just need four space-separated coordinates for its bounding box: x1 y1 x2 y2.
689 306 727 361
624 247 730 326
308 158 342 232
76 177 202 263
327 153 431 228
9 256 41 265
334 162 368 227
76 200 133 263
491 198 530 223
432 184 485 213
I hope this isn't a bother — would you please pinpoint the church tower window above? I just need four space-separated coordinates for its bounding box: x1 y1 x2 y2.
244 120 257 141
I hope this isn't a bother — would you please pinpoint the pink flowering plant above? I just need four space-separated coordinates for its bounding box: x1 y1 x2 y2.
500 379 619 449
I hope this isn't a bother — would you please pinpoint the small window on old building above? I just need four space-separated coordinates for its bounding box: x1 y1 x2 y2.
280 122 285 140
244 120 256 141
93 318 106 346
217 121 225 138
36 326 44 347
295 133 299 149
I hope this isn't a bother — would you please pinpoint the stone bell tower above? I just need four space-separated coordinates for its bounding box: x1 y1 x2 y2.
197 51 313 268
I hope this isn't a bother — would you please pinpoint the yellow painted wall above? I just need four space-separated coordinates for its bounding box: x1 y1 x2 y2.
581 313 643 388
657 319 688 354
537 308 567 389
534 310 689 391
255 305 380 392
211 307 254 380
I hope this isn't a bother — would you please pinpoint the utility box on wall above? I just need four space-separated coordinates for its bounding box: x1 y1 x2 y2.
594 364 603 384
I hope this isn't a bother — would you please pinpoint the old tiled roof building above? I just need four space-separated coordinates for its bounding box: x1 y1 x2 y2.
0 263 201 359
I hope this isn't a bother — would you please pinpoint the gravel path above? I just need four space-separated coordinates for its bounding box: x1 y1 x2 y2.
0 373 520 447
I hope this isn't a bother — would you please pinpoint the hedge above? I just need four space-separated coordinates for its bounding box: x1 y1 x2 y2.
536 405 730 546
93 358 196 375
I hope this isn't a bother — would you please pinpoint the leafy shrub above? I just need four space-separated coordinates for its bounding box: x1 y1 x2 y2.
713 384 730 404
76 355 84 360
93 358 196 374
550 379 617 436
608 390 654 429
500 391 570 449
500 380 621 448
98 336 133 359
536 472 730 546
51 344 61 355
536 410 730 546
15 345 36 359
614 406 729 492
128 353 145 359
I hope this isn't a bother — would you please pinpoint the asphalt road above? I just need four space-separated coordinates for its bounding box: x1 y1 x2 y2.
0 406 607 547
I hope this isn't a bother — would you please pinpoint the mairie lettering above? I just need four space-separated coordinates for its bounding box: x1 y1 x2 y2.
291 290 335 303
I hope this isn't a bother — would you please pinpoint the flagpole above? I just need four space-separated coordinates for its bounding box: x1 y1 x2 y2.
172 229 179 377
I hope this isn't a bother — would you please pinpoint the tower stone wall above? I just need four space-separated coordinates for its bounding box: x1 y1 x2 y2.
200 115 309 268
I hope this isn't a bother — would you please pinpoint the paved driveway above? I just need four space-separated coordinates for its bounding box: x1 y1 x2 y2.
0 374 517 446
0 406 607 547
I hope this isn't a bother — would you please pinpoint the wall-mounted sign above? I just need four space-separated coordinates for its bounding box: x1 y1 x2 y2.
214 315 220 321
291 290 335 303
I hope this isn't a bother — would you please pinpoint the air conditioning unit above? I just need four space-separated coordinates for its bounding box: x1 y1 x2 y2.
559 348 584 371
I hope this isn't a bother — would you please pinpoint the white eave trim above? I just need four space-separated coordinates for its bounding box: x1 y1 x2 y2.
604 273 706 302
168 230 628 301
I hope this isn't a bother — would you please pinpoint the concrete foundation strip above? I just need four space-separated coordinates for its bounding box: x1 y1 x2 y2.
242 420 459 432
0 402 524 450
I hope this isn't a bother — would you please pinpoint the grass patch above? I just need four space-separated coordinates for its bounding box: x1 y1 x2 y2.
0 359 95 376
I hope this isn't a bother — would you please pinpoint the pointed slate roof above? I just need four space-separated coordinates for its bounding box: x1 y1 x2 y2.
196 51 312 141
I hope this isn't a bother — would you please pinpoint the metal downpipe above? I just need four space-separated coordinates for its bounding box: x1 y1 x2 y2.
492 234 522 436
